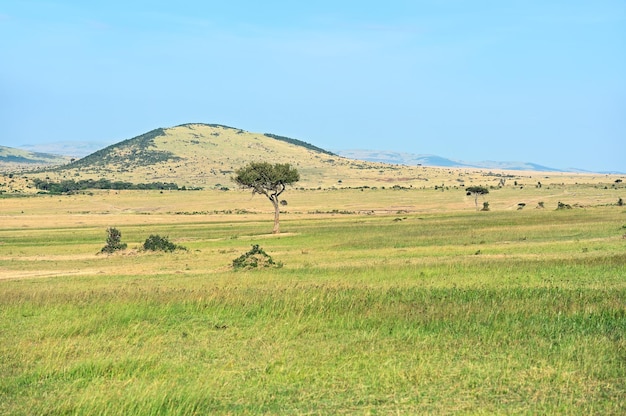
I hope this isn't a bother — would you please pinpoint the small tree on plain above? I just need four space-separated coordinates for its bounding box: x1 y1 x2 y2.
101 227 127 253
233 162 300 234
466 186 489 211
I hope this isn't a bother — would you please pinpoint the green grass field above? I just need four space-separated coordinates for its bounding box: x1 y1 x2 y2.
1 187 625 414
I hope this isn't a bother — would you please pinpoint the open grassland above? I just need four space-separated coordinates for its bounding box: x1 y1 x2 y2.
1 186 625 414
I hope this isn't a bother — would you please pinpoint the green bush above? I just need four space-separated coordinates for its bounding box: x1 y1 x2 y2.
101 227 127 253
232 244 282 270
143 235 185 252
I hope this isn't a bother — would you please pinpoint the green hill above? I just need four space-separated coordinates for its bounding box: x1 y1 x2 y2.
32 123 428 189
19 123 613 194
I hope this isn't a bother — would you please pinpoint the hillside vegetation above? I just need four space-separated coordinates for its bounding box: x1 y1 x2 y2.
28 123 361 189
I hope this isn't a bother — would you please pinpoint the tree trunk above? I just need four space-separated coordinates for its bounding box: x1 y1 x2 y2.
271 198 280 234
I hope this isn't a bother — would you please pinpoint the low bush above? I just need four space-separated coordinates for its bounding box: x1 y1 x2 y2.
143 235 186 252
232 244 282 270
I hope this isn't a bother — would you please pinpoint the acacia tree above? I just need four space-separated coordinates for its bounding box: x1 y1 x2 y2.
233 162 300 234
466 186 489 211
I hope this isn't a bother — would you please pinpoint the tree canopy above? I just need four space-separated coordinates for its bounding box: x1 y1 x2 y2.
466 186 490 210
466 186 489 195
233 162 300 234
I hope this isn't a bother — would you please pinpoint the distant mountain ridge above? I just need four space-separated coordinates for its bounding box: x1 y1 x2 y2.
17 141 111 158
15 142 568 172
0 145 70 166
335 149 574 172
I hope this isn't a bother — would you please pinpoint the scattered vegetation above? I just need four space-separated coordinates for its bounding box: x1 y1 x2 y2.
1 190 625 414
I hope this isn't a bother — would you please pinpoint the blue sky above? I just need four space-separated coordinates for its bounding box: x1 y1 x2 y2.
1 1 625 172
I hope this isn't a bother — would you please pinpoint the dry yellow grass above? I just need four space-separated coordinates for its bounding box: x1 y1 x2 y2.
2 178 622 223
1 180 623 282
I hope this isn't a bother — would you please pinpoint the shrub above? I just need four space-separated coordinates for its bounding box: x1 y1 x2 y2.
143 235 185 252
232 244 282 270
618 197 624 207
101 227 127 253
481 201 490 211
557 201 572 210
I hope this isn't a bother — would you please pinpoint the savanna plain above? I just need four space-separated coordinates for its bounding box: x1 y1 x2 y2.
1 179 625 415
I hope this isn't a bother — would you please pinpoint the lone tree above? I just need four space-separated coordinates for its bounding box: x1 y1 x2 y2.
100 227 127 254
233 162 300 234
466 186 489 210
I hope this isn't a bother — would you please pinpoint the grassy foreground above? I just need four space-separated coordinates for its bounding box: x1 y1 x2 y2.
1 189 625 414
